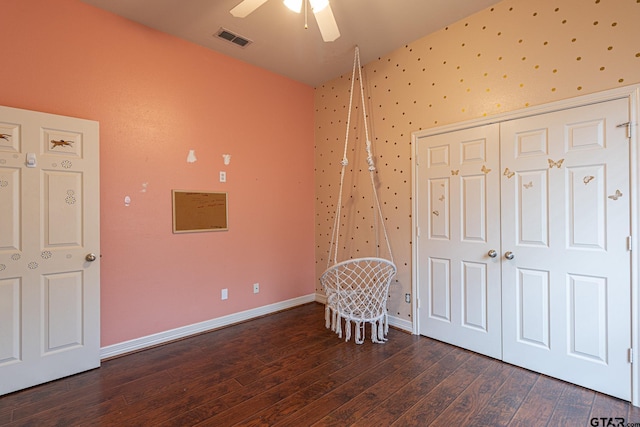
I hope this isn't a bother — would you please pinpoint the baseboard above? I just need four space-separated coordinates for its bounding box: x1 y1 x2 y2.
387 315 413 333
100 293 316 360
313 292 414 334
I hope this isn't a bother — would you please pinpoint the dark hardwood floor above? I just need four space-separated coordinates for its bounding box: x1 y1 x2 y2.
1 302 639 426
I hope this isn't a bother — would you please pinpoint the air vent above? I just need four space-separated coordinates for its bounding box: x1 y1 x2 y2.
215 28 252 48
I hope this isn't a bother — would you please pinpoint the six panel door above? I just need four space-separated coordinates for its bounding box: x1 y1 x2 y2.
0 106 100 396
416 124 502 359
500 98 631 400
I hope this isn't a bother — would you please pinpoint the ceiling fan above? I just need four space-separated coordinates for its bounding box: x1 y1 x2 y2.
230 0 340 42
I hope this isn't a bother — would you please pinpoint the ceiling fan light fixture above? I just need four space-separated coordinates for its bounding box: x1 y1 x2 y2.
283 0 303 13
309 0 328 13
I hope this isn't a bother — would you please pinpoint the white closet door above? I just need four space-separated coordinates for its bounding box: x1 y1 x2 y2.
500 98 631 400
416 124 502 359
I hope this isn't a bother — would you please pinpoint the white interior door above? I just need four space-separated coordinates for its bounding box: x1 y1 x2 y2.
500 98 631 400
416 124 502 359
0 105 100 396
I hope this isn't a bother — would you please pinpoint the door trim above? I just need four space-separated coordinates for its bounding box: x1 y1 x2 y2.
411 84 640 406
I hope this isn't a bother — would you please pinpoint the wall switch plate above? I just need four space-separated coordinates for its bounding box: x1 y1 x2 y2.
219 171 226 182
221 288 228 300
253 283 259 294
405 293 411 303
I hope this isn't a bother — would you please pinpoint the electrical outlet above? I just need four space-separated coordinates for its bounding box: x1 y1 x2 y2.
405 293 411 303
221 288 228 300
219 171 226 182
253 283 259 294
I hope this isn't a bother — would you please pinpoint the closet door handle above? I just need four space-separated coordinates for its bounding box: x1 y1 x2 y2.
488 249 497 258
504 251 515 260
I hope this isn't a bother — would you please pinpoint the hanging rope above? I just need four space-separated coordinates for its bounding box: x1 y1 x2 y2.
327 46 394 268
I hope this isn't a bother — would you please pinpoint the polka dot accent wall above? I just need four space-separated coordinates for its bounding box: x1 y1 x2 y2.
314 0 640 323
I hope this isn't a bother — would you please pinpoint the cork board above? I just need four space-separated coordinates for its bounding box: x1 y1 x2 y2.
172 190 228 233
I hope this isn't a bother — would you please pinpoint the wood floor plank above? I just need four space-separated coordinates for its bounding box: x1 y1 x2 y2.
427 357 515 427
508 374 567 426
1 302 638 427
208 333 417 426
390 350 495 426
276 338 453 427
464 365 539 426
547 385 596 427
589 393 633 427
350 346 474 426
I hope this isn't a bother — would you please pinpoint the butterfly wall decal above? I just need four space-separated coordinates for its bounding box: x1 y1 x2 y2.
583 176 595 185
548 158 564 168
608 190 623 201
523 181 533 189
481 165 491 174
504 168 515 179
451 170 459 175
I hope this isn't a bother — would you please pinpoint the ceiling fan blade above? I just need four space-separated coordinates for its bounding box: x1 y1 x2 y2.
313 3 340 42
230 0 269 18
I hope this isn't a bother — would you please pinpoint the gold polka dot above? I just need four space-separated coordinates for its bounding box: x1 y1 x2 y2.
607 46 613 50
571 38 577 42
593 21 599 25
577 86 582 90
576 56 582 61
553 69 558 73
552 88 557 92
636 53 640 57
503 74 508 79
619 78 625 83
521 57 526 61
600 66 606 70
544 41 549 46
562 19 567 24
612 22 617 27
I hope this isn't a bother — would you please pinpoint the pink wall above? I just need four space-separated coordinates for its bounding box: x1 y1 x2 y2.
0 0 316 346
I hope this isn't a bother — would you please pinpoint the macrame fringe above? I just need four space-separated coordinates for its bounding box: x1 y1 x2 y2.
324 311 390 345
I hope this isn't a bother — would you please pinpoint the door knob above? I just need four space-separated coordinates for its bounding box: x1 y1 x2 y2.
504 251 514 260
488 249 497 258
85 253 97 262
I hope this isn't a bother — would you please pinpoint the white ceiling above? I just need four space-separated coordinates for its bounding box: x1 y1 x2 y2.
81 0 502 87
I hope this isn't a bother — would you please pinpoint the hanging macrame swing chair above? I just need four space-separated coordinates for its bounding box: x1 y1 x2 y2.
320 47 397 344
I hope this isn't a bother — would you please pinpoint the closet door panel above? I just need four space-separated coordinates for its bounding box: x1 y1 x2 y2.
417 124 502 359
501 97 631 401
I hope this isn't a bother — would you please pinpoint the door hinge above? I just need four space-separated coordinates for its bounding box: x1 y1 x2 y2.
628 236 633 251
629 348 633 364
417 298 421 309
416 226 420 237
617 122 632 139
